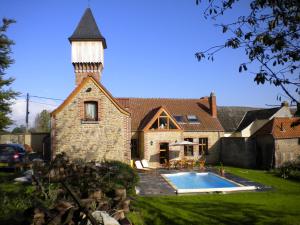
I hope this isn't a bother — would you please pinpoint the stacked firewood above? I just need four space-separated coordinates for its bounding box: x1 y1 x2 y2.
27 153 134 225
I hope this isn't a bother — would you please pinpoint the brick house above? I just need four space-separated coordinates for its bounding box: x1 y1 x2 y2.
51 9 131 163
116 97 224 167
51 8 224 166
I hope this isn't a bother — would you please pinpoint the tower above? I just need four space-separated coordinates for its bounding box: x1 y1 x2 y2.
69 8 107 85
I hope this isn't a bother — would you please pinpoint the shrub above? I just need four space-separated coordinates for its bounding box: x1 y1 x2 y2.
0 173 35 225
275 157 300 181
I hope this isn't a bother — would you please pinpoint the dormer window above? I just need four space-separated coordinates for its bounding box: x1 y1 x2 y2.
145 109 181 131
84 101 98 121
174 115 185 123
187 115 199 123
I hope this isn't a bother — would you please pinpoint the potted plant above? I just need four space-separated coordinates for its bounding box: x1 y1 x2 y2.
219 162 225 176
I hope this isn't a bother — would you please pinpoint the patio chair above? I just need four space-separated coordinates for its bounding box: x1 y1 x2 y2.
179 159 187 169
186 159 195 169
169 160 180 169
199 159 206 171
134 160 151 171
162 159 170 170
141 159 156 169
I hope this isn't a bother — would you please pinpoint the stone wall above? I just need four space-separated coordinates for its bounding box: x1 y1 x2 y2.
221 137 256 168
275 138 300 167
183 131 223 164
52 79 130 163
255 135 274 169
143 131 183 168
140 130 223 167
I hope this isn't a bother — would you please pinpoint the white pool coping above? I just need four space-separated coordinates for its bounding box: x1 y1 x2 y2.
161 172 257 194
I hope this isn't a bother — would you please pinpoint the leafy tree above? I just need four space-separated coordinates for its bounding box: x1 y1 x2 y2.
195 0 300 112
0 18 18 131
11 124 26 133
34 109 50 132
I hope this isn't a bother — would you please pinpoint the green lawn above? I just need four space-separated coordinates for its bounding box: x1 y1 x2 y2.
128 167 300 225
0 171 34 225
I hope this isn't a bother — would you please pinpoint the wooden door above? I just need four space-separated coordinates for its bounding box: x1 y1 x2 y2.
159 142 169 164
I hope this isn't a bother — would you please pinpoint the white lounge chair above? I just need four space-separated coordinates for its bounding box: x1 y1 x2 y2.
134 160 151 171
141 159 156 169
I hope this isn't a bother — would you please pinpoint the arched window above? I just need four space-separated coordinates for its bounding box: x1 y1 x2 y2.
84 101 98 121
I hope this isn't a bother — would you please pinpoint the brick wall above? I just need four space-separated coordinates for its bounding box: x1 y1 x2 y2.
52 79 130 163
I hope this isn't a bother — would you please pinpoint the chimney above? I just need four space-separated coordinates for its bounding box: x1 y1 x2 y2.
209 92 217 118
281 101 289 107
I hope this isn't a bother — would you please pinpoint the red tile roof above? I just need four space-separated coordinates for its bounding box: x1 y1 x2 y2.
254 117 300 139
116 97 224 132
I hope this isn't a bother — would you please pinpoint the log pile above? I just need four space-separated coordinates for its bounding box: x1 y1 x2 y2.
26 153 134 225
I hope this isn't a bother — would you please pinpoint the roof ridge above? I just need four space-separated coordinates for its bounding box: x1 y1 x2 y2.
115 97 209 100
249 107 280 112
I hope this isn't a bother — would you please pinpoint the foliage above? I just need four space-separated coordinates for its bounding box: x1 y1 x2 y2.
34 109 51 132
100 160 139 195
0 172 35 225
11 124 26 133
0 18 19 131
274 157 300 180
195 0 300 109
128 167 300 225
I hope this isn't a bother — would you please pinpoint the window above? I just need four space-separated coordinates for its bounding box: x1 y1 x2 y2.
173 115 185 123
184 138 194 156
199 138 208 155
131 139 139 159
187 115 200 123
84 101 98 121
149 111 179 130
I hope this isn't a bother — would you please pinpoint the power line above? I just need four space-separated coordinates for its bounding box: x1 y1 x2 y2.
19 94 64 101
29 100 59 107
30 95 64 101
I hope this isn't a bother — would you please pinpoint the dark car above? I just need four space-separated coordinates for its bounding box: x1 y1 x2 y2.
0 144 27 169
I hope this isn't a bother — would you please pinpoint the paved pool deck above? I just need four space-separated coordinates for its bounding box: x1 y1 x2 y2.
136 168 272 196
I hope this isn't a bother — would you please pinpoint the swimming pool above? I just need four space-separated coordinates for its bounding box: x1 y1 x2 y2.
162 172 257 193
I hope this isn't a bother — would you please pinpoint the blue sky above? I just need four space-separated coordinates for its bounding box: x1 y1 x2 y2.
1 0 287 127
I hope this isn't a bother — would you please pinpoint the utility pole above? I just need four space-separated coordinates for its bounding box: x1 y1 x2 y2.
26 93 29 132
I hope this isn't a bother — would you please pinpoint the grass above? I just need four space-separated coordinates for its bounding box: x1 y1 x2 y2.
0 170 34 225
128 167 300 225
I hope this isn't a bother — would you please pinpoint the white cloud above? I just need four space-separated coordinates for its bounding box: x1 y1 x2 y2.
8 98 58 130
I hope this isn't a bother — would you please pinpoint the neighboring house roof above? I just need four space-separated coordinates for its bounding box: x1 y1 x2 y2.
51 76 130 116
116 98 224 132
236 107 281 132
217 106 260 132
68 8 107 48
253 117 300 139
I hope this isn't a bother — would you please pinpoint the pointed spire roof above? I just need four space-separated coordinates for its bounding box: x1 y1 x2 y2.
69 8 107 48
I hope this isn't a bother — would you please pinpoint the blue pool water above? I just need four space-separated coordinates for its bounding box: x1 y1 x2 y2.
164 172 239 189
